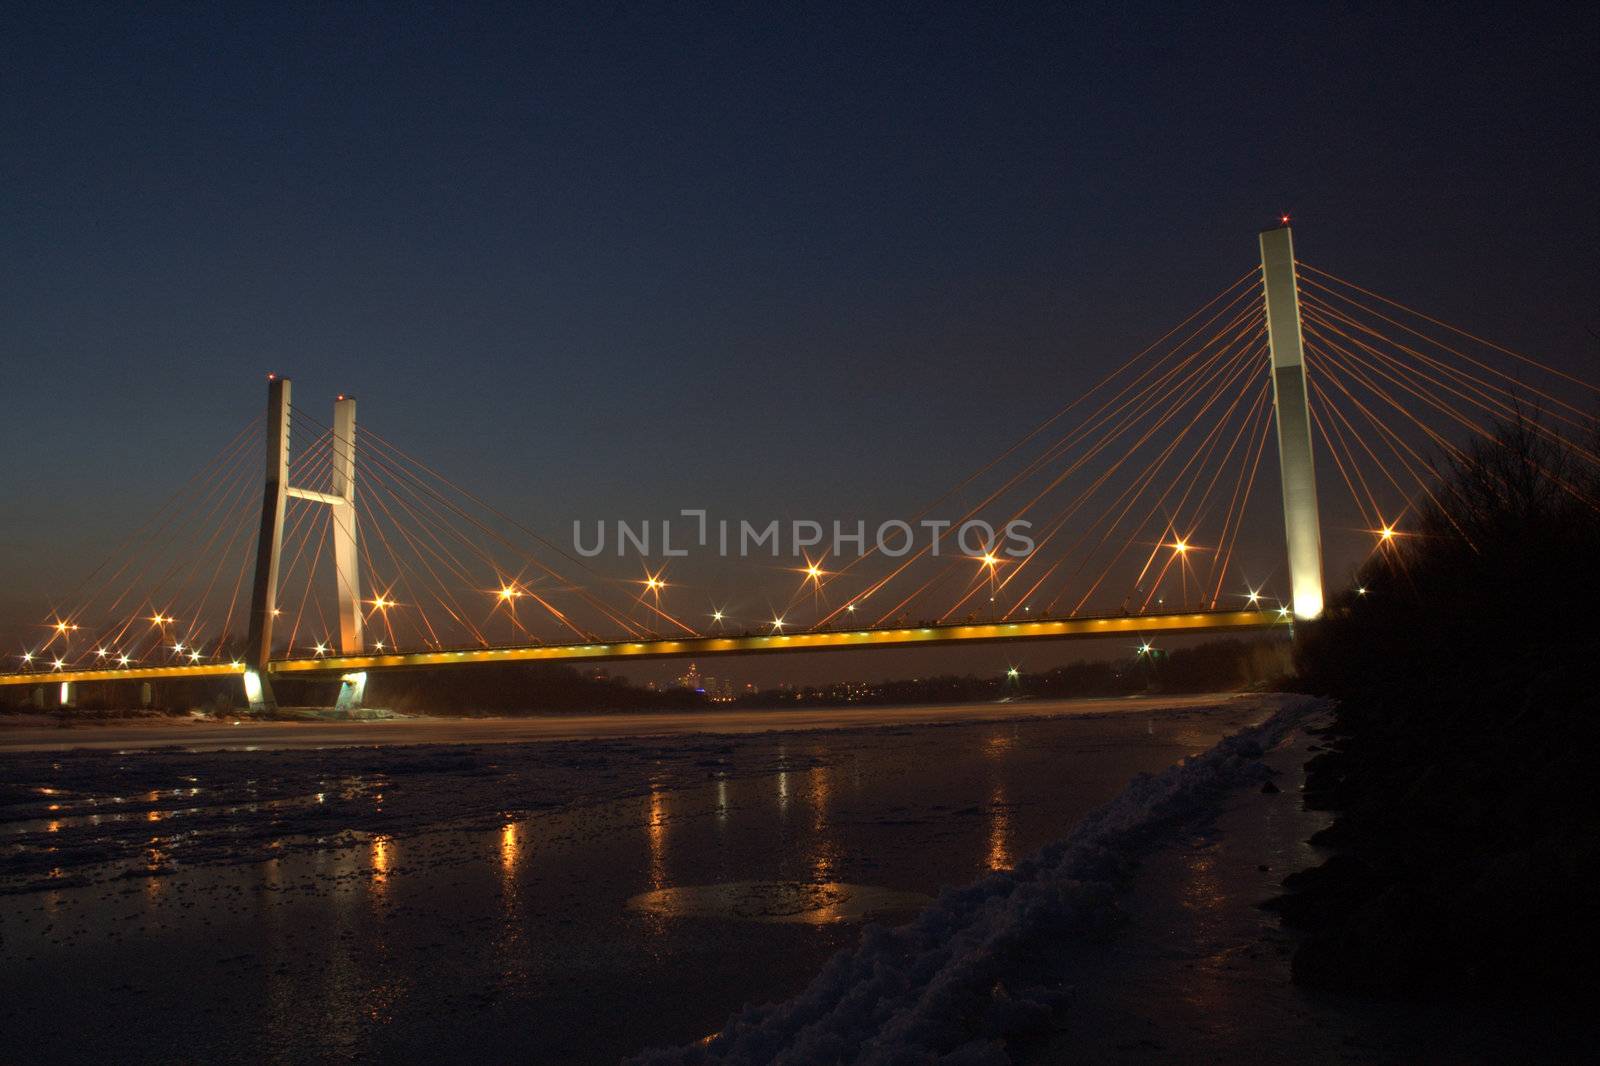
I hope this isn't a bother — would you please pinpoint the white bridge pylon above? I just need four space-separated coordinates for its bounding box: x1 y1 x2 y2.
243 376 363 712
1260 225 1324 621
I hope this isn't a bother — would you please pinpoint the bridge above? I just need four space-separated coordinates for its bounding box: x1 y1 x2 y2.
6 223 1596 711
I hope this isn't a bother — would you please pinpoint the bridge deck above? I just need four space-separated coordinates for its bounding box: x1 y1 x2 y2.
0 609 1287 686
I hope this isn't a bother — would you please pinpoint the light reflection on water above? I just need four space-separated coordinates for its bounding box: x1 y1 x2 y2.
984 729 1017 870
807 763 836 882
647 784 669 891
500 822 520 877
627 881 931 924
988 783 1013 871
3 784 362 837
370 833 393 895
1175 848 1235 1022
497 820 530 988
775 741 791 819
983 731 1015 758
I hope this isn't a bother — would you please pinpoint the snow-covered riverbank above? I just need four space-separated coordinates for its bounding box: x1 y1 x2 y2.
633 694 1593 1064
632 697 1323 1064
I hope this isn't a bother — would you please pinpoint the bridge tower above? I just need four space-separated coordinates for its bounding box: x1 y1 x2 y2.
1259 224 1324 620
243 376 365 711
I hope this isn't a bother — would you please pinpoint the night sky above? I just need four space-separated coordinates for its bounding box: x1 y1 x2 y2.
4 2 1597 682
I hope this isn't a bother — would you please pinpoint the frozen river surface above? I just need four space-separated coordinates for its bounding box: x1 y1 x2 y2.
0 695 1277 1063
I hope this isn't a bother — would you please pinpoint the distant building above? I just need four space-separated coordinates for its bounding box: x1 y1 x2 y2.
701 675 734 701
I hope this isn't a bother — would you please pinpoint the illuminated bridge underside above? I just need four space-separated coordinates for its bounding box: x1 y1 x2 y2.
0 609 1285 686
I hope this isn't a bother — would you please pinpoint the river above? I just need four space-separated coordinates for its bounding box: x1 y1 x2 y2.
0 694 1278 1062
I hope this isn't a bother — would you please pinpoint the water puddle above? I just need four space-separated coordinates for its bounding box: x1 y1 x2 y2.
627 880 931 923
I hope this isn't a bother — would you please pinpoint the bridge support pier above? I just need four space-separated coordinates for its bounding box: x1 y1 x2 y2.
1259 225 1324 621
244 376 290 713
242 377 369 714
334 671 367 715
329 396 364 666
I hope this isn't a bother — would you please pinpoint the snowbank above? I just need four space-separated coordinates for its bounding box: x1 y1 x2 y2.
630 695 1322 1065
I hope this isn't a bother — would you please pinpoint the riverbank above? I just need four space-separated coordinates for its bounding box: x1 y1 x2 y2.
1282 422 1600 1006
1021 713 1590 1063
634 699 1595 1063
0 692 1247 752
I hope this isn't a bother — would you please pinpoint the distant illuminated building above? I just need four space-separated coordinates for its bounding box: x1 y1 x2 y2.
699 675 735 701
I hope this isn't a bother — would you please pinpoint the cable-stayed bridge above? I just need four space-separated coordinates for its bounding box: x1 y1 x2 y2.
5 224 1597 712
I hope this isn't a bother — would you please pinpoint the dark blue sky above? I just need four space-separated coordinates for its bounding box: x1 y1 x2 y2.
3 2 1597 677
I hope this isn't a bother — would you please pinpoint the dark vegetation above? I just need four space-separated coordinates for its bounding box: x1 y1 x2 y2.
1277 418 1600 1001
752 636 1289 707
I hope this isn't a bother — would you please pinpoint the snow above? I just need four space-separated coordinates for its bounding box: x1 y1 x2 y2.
630 695 1323 1065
